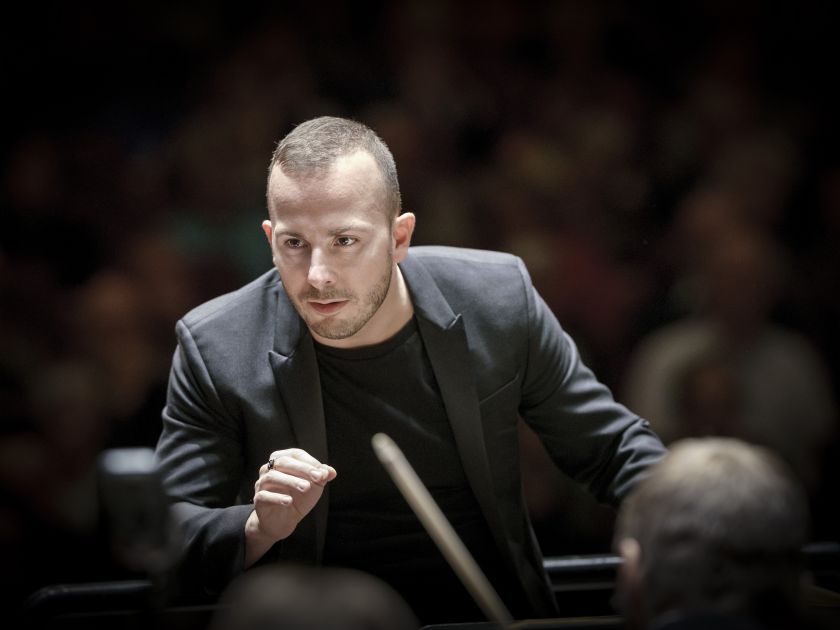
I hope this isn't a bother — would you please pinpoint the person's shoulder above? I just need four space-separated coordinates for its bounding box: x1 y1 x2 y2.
758 324 822 356
753 324 832 380
180 269 281 332
404 246 533 320
408 245 522 269
406 247 528 288
406 246 529 292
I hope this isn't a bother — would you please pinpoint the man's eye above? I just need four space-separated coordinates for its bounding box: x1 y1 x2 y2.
284 238 305 249
335 236 357 247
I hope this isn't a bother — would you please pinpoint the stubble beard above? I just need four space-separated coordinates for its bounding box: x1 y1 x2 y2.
298 256 394 340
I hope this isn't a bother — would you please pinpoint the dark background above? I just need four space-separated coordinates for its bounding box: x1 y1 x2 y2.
2 0 838 614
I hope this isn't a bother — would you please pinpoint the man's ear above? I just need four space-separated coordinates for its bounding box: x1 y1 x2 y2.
392 212 416 263
615 537 646 629
262 220 278 266
618 538 642 582
262 220 273 245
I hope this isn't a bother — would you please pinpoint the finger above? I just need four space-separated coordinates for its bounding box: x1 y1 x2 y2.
254 489 292 507
256 487 309 520
270 448 323 468
258 470 314 494
301 463 338 486
263 455 326 481
265 452 336 483
321 465 338 483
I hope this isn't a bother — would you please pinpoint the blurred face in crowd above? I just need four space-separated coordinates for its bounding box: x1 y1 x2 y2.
263 150 414 348
702 228 782 332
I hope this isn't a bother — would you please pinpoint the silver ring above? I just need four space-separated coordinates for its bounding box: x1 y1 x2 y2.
267 458 275 471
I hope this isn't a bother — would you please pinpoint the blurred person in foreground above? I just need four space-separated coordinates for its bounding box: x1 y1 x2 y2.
209 565 418 630
154 116 665 624
614 437 815 630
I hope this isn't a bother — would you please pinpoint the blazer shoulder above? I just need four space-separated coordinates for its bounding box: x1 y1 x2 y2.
409 245 523 269
404 246 535 330
180 269 281 334
407 246 530 293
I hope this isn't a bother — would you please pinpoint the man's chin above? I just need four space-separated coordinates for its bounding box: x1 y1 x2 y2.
310 325 354 341
306 316 361 341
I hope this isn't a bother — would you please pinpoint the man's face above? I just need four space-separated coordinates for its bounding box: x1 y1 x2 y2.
264 151 409 347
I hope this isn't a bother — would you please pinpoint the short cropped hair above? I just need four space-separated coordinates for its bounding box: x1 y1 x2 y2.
616 438 808 622
267 116 401 221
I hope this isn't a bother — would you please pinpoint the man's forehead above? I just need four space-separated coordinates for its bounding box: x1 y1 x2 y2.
268 151 386 208
270 150 379 184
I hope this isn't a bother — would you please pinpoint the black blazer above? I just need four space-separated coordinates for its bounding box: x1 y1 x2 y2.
154 246 665 616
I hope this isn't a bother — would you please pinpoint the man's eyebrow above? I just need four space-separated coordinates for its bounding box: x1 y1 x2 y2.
274 228 303 238
328 224 373 235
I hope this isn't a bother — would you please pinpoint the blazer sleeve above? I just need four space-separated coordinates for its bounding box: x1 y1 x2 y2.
154 319 254 596
516 260 666 505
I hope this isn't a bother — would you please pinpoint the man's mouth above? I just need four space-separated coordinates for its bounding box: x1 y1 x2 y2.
307 299 348 316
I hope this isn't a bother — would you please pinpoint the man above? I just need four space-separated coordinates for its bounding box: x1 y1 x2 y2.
155 116 665 623
614 438 810 630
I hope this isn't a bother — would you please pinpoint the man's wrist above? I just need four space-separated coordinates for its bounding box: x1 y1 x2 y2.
244 510 280 568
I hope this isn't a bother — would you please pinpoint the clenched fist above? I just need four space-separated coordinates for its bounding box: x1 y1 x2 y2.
244 448 337 567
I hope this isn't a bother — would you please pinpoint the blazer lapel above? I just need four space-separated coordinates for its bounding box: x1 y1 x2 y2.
268 291 329 564
401 256 513 567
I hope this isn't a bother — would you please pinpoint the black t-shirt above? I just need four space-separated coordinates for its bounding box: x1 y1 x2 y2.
315 318 530 624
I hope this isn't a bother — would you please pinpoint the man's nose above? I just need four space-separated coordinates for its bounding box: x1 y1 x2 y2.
307 250 336 290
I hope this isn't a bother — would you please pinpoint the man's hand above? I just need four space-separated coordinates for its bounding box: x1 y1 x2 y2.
244 448 337 567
